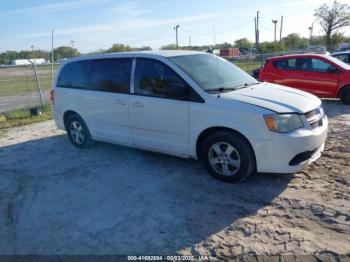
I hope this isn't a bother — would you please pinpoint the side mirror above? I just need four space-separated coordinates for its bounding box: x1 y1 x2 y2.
327 67 339 73
165 83 187 99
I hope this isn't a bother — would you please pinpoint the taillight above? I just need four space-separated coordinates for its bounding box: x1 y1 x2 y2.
49 89 54 104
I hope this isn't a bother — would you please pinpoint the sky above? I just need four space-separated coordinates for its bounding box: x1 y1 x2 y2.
1 0 349 53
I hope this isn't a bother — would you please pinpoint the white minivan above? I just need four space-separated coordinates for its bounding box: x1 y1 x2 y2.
52 51 328 182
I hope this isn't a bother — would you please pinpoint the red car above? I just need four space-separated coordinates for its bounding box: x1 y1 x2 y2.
259 54 350 104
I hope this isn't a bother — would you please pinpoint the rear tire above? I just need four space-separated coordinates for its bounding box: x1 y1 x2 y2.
201 131 256 183
66 114 94 148
340 86 350 105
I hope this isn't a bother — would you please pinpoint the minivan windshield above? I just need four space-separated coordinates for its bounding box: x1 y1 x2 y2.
169 54 259 92
327 55 350 70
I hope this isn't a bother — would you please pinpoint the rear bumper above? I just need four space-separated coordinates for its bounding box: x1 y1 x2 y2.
53 109 65 131
251 116 328 173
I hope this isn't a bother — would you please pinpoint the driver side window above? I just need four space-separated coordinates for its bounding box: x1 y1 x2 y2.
310 59 334 72
134 59 184 98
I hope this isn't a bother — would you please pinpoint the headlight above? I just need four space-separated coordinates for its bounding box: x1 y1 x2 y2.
319 107 325 117
264 114 304 133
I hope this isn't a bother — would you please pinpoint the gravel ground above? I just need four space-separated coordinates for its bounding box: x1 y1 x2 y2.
0 99 349 260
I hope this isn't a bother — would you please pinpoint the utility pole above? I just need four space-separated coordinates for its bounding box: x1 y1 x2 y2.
272 19 278 43
254 17 257 53
279 15 283 42
174 25 179 48
188 36 191 48
31 45 35 58
212 25 217 46
51 30 54 89
256 11 260 53
308 23 313 45
70 40 75 48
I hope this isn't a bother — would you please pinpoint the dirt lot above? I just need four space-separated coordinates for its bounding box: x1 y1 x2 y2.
0 100 349 260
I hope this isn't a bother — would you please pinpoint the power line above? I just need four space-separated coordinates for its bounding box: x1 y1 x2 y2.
181 19 253 36
124 28 173 45
259 21 274 31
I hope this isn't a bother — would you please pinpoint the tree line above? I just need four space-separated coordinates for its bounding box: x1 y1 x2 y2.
0 44 152 65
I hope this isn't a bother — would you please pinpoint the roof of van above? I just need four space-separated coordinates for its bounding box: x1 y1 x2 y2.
66 50 205 62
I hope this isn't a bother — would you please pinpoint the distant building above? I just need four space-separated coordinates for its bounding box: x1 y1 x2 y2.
57 58 68 63
219 48 240 58
11 58 46 66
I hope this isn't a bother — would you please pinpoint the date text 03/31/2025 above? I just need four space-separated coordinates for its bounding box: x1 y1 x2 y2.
127 255 211 261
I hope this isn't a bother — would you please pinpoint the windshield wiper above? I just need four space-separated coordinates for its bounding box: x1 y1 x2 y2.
206 87 237 93
235 82 260 90
207 82 260 93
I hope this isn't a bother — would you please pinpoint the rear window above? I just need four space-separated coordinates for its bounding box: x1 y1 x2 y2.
57 60 91 89
90 59 132 93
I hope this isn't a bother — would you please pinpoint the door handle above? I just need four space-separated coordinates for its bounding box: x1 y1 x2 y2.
131 101 144 107
114 99 127 105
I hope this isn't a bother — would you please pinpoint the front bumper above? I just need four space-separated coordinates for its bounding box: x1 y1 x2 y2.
251 115 328 174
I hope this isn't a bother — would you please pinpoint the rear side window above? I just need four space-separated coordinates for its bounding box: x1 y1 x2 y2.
335 54 349 63
310 58 333 72
272 58 297 70
90 59 132 93
57 60 91 89
295 58 310 71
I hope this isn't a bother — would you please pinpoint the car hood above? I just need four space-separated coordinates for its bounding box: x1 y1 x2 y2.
219 82 321 113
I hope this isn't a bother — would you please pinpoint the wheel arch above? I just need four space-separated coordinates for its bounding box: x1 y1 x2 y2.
337 84 350 98
195 126 256 162
63 110 80 131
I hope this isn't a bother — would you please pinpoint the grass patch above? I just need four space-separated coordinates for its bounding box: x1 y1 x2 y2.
0 64 58 97
0 104 52 133
0 76 52 96
232 61 262 74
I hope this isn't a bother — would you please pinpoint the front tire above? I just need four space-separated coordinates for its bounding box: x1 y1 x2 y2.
66 114 93 148
201 131 256 182
340 86 350 105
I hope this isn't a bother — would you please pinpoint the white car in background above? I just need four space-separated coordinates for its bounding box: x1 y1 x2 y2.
51 51 328 182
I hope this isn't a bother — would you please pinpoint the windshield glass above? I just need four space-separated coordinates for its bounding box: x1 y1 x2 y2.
169 54 258 91
327 55 350 69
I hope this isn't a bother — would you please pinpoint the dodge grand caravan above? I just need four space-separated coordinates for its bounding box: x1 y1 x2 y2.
52 51 328 182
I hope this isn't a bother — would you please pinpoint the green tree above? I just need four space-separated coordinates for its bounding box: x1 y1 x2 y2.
214 42 233 49
0 51 18 64
330 32 348 48
52 46 80 61
258 41 285 53
137 46 152 51
234 38 252 49
160 44 179 50
314 0 350 51
282 33 309 50
106 44 133 52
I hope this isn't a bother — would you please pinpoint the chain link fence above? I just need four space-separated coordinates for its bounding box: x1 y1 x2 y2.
0 50 322 113
0 64 58 113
